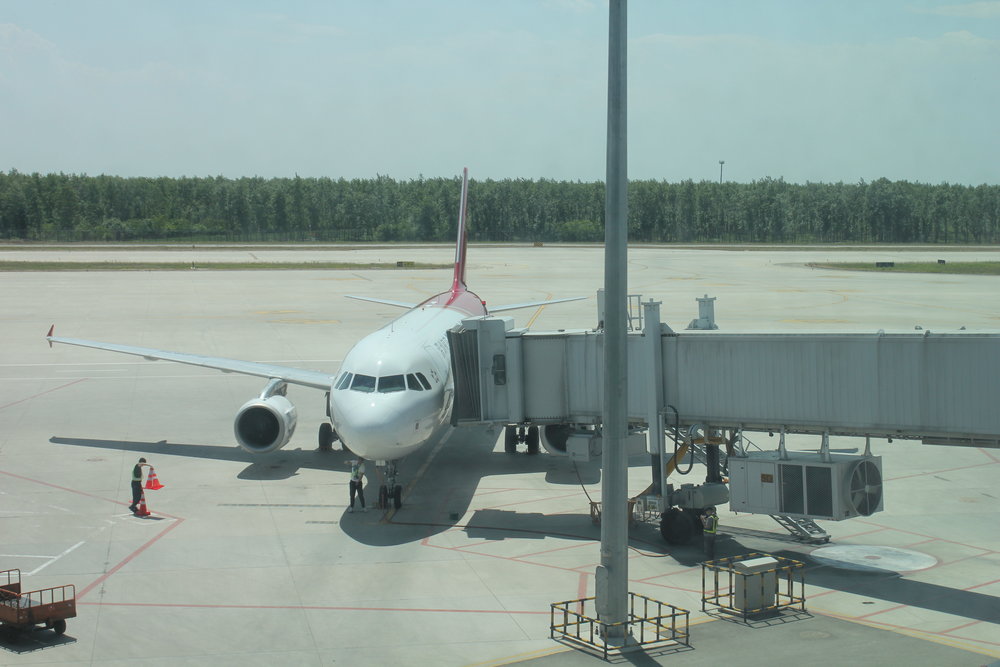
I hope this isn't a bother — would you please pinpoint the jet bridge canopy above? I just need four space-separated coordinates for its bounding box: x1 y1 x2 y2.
448 315 1000 447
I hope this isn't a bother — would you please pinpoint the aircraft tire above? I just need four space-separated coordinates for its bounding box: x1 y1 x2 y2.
659 507 697 545
378 485 389 510
318 422 335 450
526 426 540 455
504 426 517 453
392 485 402 509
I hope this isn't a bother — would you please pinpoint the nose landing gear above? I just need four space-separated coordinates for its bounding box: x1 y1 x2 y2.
376 460 403 510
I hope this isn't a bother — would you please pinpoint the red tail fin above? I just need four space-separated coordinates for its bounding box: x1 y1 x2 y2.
451 168 469 293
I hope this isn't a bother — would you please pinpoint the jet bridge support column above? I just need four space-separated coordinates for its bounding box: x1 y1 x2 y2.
643 300 667 500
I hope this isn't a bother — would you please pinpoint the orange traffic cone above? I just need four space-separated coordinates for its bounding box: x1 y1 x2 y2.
135 491 151 517
144 467 164 490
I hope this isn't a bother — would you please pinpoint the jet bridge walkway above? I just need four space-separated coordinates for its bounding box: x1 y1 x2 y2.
447 297 1000 540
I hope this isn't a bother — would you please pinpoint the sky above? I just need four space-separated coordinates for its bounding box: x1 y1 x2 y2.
1 0 998 184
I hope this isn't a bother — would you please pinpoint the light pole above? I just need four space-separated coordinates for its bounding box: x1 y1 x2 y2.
719 160 725 184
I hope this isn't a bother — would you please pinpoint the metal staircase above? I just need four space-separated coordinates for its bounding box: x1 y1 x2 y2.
770 515 830 544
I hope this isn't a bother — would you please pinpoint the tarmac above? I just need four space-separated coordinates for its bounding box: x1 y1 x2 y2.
1 244 998 666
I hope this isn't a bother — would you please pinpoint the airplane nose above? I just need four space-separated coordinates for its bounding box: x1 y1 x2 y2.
333 394 434 458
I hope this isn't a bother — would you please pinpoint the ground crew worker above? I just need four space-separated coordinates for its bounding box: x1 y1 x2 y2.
129 457 150 514
348 459 367 513
702 506 719 560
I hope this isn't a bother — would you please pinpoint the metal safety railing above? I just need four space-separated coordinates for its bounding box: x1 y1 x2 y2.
550 592 689 660
702 552 805 622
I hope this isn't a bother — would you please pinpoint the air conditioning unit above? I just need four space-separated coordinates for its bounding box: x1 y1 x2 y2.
728 452 883 520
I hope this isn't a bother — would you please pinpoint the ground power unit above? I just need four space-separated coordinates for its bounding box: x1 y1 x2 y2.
728 452 883 520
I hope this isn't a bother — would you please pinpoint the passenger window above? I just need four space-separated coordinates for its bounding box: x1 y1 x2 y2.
377 375 406 393
350 374 376 393
336 372 353 390
416 372 432 390
406 373 423 391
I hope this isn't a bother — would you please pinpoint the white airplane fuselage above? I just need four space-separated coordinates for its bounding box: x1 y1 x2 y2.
329 288 486 463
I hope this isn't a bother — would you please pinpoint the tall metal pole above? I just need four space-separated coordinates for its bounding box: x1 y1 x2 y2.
719 160 725 184
595 0 629 643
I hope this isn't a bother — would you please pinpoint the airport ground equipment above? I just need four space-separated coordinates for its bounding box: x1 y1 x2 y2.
701 553 805 623
550 592 689 660
0 569 76 638
448 294 1000 544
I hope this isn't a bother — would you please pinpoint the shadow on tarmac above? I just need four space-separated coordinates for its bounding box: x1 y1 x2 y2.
49 436 355 480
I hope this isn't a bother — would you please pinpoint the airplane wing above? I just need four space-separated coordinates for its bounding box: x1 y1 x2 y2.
46 328 334 390
344 295 417 309
489 296 587 313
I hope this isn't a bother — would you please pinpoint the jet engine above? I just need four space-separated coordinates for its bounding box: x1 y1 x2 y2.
234 388 298 454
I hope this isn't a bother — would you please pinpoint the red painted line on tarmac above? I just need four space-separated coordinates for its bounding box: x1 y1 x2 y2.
78 601 549 615
818 609 1000 649
937 619 982 635
77 517 185 600
854 602 907 620
516 541 592 559
0 378 86 411
963 577 1000 592
978 447 1000 464
849 518 997 553
0 469 185 601
476 490 586 511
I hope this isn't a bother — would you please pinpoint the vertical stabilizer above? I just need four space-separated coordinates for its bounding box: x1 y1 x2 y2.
451 167 470 293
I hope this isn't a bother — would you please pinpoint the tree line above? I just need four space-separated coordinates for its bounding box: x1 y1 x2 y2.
1 170 997 244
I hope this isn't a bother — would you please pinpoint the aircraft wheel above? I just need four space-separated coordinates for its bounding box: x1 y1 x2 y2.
659 507 697 545
318 422 335 450
378 485 389 510
526 426 540 455
392 484 402 509
504 426 517 453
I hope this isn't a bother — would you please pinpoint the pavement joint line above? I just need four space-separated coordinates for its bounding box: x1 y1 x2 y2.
0 378 86 411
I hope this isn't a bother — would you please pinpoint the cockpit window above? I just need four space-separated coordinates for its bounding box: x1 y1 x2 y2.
415 372 432 390
377 374 406 393
350 374 376 393
335 372 353 390
406 373 423 391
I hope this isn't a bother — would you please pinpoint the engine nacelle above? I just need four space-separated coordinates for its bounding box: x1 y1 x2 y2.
234 395 297 454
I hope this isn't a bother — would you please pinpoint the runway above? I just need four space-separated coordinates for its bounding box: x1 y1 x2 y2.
1 244 998 665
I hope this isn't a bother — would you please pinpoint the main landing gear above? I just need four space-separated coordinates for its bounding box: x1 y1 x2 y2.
504 425 539 454
318 422 338 451
375 460 403 510
658 507 704 545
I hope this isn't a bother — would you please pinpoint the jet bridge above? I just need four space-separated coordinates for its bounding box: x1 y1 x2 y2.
447 297 1000 542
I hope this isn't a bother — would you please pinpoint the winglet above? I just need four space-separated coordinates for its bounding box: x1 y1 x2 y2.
46 324 55 348
451 167 470 294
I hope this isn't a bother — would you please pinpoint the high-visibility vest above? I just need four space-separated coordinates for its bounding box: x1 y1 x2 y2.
704 514 718 534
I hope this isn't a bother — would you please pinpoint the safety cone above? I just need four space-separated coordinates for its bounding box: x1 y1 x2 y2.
135 491 151 517
144 467 164 490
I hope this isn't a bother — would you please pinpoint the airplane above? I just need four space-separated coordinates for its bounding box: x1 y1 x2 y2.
45 168 584 510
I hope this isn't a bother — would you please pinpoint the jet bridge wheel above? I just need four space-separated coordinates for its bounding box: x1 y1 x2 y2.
659 507 700 545
504 426 518 453
318 422 337 450
525 426 540 455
